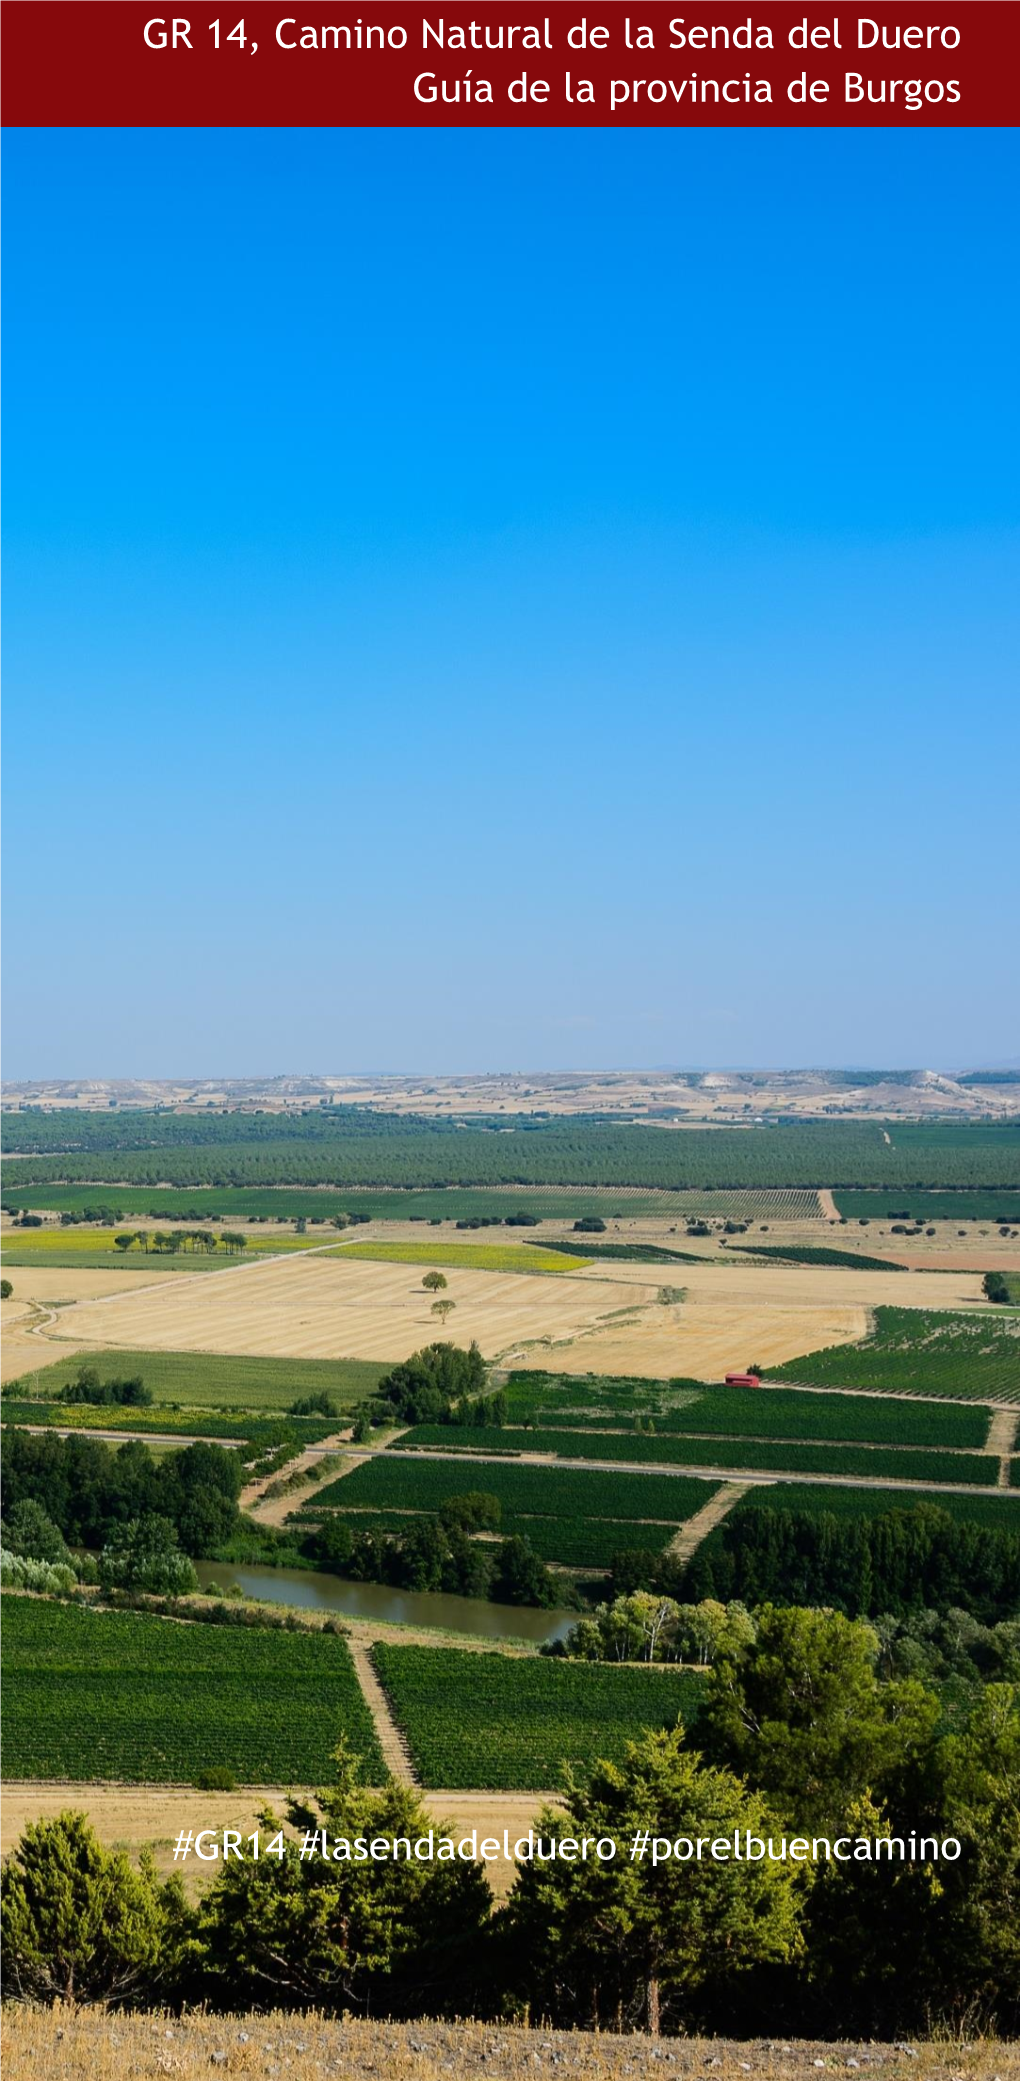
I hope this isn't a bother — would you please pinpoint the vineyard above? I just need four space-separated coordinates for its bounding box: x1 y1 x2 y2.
721 1482 1020 1531
1 1596 385 1783
499 1371 990 1447
770 1308 1020 1402
1 1347 388 1411
295 1503 682 1569
395 1426 999 1487
371 1644 705 1789
4 1110 1017 1192
834 1190 1020 1223
328 1241 587 1275
727 1243 907 1272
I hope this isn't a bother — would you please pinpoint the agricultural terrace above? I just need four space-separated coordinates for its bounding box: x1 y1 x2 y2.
5 1109 1018 1191
394 1427 1000 1487
1 1348 389 1412
372 1644 705 1790
770 1308 1020 1402
328 1241 588 1274
1 1597 385 1783
499 1371 991 1447
311 1458 718 1569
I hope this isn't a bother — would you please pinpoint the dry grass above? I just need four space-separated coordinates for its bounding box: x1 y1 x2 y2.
1 1249 991 1387
22 1253 644 1367
2 2010 1016 2081
0 1785 550 1898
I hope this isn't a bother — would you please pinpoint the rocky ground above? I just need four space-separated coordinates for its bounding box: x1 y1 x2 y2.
2 2014 1017 2081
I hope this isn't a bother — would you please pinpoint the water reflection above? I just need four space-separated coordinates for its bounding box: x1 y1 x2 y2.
194 1560 575 1645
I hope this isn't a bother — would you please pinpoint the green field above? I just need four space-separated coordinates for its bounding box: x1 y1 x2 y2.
0 1228 318 1269
769 1308 1020 1402
0 1401 339 1450
296 1502 683 1570
1 1185 823 1224
372 1643 705 1789
1 1348 390 1410
1 1596 385 1783
328 1240 587 1274
501 1371 989 1448
5 1112 1017 1192
727 1243 907 1272
833 1191 1020 1223
525 1239 709 1265
317 1456 716 1535
395 1425 998 1487
723 1482 1020 1529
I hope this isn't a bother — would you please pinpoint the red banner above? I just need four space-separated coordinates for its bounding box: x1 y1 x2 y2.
2 1 1017 126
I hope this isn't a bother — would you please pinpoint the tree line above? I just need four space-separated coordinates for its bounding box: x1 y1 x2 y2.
611 1502 1020 1626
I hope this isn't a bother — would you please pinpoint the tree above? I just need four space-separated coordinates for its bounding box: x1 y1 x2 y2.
221 1231 247 1254
431 1298 455 1326
499 1726 802 2034
1 1812 187 2006
1 1499 70 1566
195 1741 490 2015
983 1272 1010 1304
0 1278 11 1298
99 1514 198 1596
422 1271 448 1294
697 1604 939 1832
491 1535 558 1608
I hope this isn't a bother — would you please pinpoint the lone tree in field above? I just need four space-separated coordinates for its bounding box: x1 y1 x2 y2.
431 1297 455 1326
422 1270 448 1294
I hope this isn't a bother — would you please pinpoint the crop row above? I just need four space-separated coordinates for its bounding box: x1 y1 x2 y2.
5 1113 1017 1191
833 1191 1020 1223
728 1243 906 1272
770 1308 1020 1403
727 1482 1020 1530
371 1644 706 1790
502 1374 990 1448
301 1503 681 1569
396 1427 998 1487
1 1596 385 1783
318 1457 717 1526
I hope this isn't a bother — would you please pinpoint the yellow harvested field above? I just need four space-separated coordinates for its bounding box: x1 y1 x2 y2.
531 1302 869 1382
0 1264 186 1307
36 1252 641 1365
0 1784 550 1898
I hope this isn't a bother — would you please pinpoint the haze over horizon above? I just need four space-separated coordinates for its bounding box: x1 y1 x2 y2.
4 127 1018 1079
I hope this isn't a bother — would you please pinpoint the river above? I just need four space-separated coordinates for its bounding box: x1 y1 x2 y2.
194 1560 577 1645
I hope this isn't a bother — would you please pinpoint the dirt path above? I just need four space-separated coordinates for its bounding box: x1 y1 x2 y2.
987 1407 1020 1485
240 1434 350 1520
349 1641 418 1784
665 1482 751 1561
817 1189 839 1220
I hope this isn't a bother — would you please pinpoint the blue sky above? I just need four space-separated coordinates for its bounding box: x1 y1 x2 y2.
3 127 1017 1078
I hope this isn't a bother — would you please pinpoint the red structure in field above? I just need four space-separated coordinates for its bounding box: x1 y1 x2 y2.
724 1372 762 1388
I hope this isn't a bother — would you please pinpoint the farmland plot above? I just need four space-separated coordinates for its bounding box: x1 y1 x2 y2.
721 1483 1020 1530
770 1308 1020 1402
372 1645 705 1789
1 1597 385 1784
500 1372 990 1448
395 1426 999 1487
2 1347 389 1411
